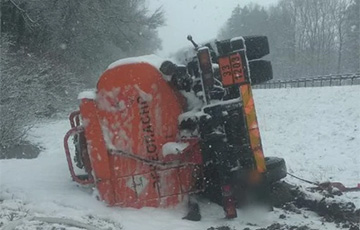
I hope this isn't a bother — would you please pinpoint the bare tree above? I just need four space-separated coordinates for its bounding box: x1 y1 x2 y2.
219 0 356 79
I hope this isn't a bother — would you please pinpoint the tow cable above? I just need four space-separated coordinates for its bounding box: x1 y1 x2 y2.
287 172 360 193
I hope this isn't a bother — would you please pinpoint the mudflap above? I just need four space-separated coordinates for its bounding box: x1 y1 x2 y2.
231 171 273 210
202 156 287 210
232 157 286 209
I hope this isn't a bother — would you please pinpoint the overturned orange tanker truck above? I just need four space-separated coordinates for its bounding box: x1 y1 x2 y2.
64 35 287 220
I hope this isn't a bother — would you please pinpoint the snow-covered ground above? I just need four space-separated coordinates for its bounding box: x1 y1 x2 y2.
255 86 360 194
1 85 359 230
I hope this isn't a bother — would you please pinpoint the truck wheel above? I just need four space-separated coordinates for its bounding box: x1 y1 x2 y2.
265 157 287 184
249 60 273 85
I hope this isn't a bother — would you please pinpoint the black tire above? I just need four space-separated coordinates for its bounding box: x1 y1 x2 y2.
243 36 270 60
215 36 270 59
265 157 287 184
249 60 273 85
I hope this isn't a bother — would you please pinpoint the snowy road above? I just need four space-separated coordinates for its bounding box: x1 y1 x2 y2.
1 85 359 230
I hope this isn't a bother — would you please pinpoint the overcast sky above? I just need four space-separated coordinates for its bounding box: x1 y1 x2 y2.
147 0 279 56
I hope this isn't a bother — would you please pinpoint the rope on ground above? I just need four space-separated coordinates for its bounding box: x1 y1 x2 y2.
287 172 319 186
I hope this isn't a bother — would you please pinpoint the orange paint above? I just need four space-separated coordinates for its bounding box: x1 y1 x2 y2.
219 56 234 86
240 84 266 173
78 63 203 208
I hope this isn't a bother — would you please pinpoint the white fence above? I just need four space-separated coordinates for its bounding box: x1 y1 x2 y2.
253 73 360 89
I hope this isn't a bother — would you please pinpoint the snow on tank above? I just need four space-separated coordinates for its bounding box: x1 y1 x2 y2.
107 54 173 81
77 89 97 100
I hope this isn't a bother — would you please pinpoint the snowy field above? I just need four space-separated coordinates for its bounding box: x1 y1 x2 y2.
0 85 359 230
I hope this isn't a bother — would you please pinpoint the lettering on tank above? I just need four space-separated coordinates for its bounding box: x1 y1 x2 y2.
137 96 160 188
137 96 157 154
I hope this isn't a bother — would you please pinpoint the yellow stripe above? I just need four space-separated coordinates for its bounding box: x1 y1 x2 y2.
240 84 266 173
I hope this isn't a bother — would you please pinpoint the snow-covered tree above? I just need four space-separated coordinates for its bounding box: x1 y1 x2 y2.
0 0 164 157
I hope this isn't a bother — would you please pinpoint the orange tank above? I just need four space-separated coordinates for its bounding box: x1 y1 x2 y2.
70 61 203 208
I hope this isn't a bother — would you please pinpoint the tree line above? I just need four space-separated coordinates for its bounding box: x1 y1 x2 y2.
219 0 359 80
0 0 164 156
